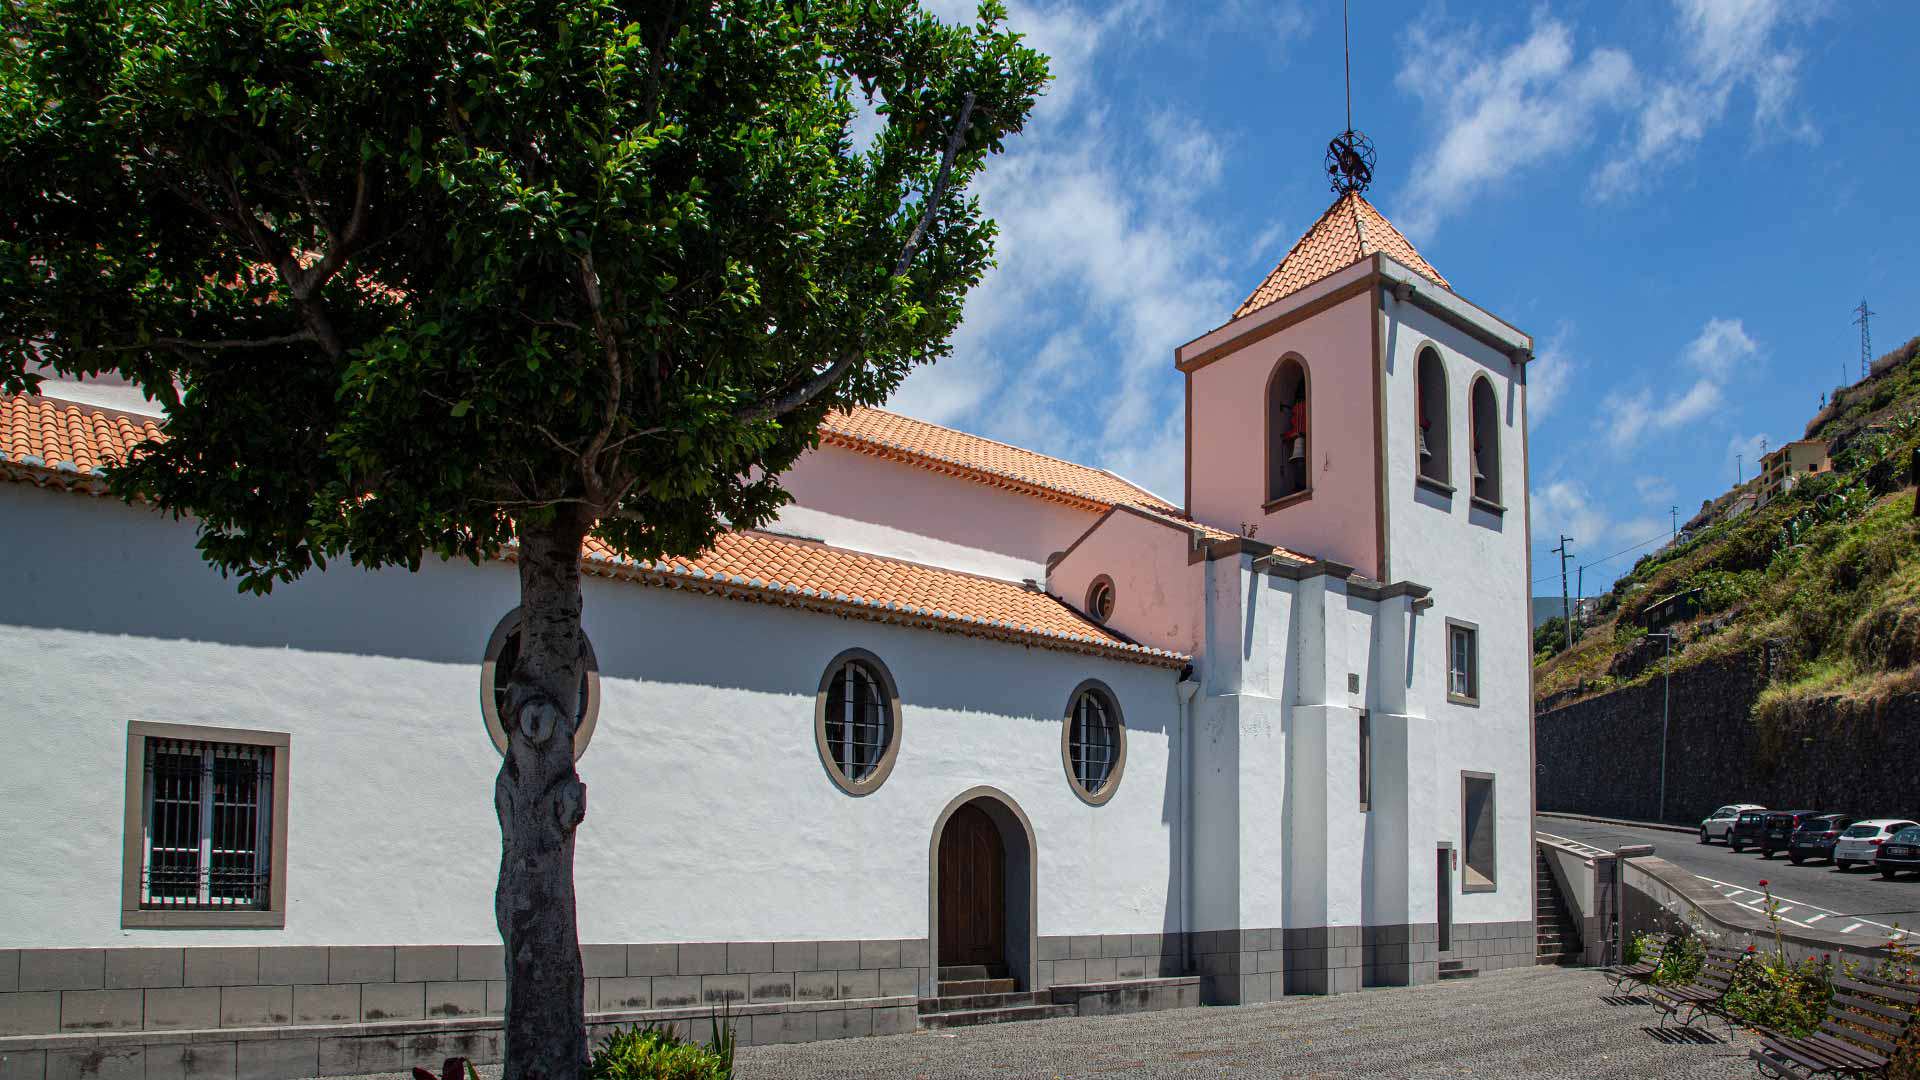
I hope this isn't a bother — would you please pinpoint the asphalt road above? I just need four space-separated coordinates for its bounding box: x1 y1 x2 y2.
1538 814 1920 941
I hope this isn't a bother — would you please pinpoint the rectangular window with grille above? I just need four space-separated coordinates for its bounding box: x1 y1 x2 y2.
123 723 288 927
1446 619 1479 706
142 739 273 908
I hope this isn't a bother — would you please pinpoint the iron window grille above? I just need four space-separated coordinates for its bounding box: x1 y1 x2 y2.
140 738 273 910
824 660 893 783
1068 689 1118 795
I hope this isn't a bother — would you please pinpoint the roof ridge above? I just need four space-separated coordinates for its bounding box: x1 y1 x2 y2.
837 405 1150 488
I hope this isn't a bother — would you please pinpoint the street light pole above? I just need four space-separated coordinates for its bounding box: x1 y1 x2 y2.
1650 632 1674 821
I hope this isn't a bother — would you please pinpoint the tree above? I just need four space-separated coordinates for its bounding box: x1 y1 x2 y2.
0 2 1046 1076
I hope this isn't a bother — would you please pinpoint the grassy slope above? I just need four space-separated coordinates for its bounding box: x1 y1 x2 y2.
1534 335 1920 723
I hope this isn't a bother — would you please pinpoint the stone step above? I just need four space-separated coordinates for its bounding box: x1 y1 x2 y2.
917 1003 1076 1030
918 991 1048 1014
939 965 995 982
937 978 1017 997
1437 959 1478 981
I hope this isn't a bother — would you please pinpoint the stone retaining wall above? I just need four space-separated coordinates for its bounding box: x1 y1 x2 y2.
1536 648 1920 824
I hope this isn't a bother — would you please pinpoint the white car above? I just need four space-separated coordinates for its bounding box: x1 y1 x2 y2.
1833 819 1920 870
1701 804 1766 844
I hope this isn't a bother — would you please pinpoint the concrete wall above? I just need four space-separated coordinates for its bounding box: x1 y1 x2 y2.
0 482 1183 958
1537 647 1920 824
775 444 1098 581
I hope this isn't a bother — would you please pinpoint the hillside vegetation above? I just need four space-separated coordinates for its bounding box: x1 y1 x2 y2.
1534 334 1920 729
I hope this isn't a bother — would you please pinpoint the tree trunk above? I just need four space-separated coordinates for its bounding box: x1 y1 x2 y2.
497 507 593 1080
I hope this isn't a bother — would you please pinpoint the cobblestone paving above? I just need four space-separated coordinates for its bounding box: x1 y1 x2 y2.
733 967 1757 1079
323 967 1760 1080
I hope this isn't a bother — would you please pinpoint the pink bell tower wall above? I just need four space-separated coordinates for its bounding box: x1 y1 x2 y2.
1180 274 1382 579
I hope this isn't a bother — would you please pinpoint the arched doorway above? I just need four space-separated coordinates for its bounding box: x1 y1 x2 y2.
939 804 1005 971
928 788 1036 992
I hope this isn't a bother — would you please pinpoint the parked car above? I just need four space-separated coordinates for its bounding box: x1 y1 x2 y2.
1701 804 1766 844
1836 819 1920 871
1729 809 1772 853
1760 810 1821 859
1787 814 1857 864
1876 825 1920 879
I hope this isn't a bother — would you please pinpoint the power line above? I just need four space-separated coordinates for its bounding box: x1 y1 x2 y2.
1530 528 1675 585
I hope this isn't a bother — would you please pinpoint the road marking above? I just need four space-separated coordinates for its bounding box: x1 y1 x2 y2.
1843 923 1864 933
1805 914 1828 923
1775 906 1795 916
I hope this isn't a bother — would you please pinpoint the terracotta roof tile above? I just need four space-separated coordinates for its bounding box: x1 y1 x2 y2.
820 405 1178 513
0 393 1186 667
1236 192 1449 319
582 530 1186 666
0 393 162 484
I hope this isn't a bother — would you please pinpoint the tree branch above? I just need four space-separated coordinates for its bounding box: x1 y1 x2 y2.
758 90 976 421
576 249 624 505
88 331 319 353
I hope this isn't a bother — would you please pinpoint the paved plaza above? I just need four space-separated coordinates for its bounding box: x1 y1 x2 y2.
728 966 1757 1078
333 966 1761 1080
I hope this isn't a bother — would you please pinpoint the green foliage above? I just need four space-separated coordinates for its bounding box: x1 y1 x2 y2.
1648 933 1704 986
1536 332 1920 710
0 0 1049 590
1725 950 1833 1036
1534 615 1579 660
1623 930 1653 966
590 1023 732 1080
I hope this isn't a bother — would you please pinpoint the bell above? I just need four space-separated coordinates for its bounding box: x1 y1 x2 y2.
1472 461 1487 483
1290 437 1305 463
1417 427 1431 459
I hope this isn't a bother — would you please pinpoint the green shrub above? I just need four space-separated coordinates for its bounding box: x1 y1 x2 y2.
590 1019 735 1080
1725 950 1833 1037
1650 933 1705 986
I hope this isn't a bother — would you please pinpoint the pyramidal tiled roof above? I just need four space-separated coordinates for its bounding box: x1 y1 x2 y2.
1235 192 1449 319
0 392 1187 667
821 405 1178 513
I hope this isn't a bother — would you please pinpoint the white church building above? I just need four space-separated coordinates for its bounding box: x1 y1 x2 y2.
0 189 1538 1077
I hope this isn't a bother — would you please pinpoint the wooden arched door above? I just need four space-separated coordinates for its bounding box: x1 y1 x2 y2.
938 802 1006 973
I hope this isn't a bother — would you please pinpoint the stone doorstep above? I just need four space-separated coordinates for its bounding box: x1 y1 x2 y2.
0 996 919 1054
1047 976 1199 996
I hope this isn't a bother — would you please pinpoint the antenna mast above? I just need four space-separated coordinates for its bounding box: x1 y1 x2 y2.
1326 1 1375 194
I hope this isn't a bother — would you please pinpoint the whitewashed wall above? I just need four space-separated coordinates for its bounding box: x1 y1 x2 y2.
1377 291 1535 931
0 482 1182 949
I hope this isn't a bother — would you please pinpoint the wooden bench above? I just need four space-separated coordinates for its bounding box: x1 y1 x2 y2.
1650 945 1749 1035
1607 934 1672 994
1750 974 1920 1079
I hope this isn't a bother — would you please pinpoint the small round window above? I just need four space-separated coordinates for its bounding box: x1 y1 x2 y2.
1086 576 1116 623
480 608 600 761
1062 681 1126 805
814 650 901 795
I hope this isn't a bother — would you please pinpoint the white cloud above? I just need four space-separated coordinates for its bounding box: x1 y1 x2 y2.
1527 324 1579 424
1635 475 1677 505
1600 317 1757 451
1397 3 1826 232
1396 12 1636 236
888 0 1268 500
1727 432 1771 485
1593 0 1825 200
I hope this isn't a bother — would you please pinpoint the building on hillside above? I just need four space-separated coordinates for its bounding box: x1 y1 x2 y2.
0 183 1537 1074
1759 439 1831 500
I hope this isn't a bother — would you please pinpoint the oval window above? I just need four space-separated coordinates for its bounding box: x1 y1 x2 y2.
814 650 902 795
1086 576 1116 623
1062 681 1126 805
479 608 600 761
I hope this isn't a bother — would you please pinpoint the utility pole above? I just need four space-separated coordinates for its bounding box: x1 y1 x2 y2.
1855 299 1876 380
1650 631 1674 820
1736 453 1743 486
1671 505 1679 543
1554 535 1575 650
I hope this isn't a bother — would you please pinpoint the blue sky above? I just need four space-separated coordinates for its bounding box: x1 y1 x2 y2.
890 0 1919 592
